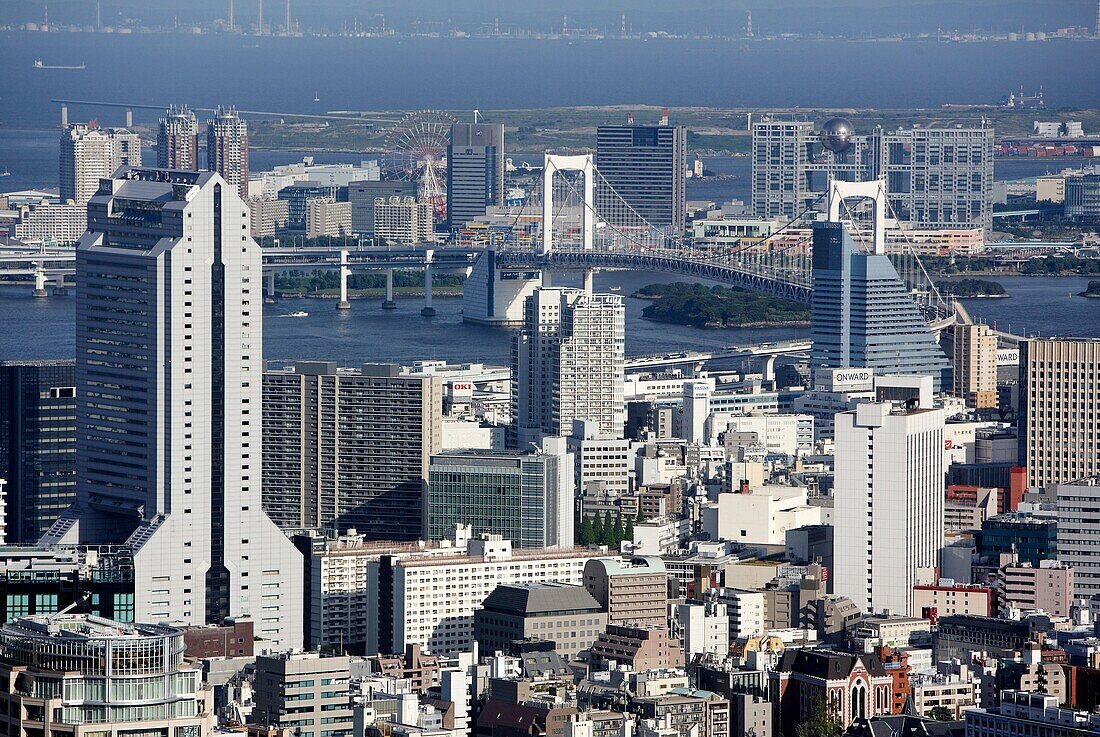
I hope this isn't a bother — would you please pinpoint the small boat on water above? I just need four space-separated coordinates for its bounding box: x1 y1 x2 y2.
33 59 86 70
285 311 309 318
609 286 623 292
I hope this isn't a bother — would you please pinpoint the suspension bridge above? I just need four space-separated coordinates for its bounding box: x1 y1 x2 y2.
464 153 963 332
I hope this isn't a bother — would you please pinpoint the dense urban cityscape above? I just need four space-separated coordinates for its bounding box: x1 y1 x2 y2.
1 2 1100 737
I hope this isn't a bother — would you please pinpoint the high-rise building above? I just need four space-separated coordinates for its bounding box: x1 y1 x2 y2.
262 361 442 539
1056 477 1100 599
157 105 199 170
512 287 625 448
751 120 994 234
42 167 304 651
207 106 249 199
953 323 999 409
875 125 996 236
0 614 214 737
246 195 289 238
1018 338 1100 490
1065 174 1100 220
427 437 574 549
347 180 418 235
250 652 353 737
810 221 952 390
596 123 687 230
0 360 76 543
446 122 504 229
833 401 946 614
374 195 435 243
59 123 142 205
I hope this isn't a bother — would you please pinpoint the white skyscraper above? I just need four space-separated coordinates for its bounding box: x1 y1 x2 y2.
59 124 142 206
833 401 945 614
512 287 625 447
42 167 303 651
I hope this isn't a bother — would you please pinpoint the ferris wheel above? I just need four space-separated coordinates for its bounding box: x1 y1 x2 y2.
382 110 459 219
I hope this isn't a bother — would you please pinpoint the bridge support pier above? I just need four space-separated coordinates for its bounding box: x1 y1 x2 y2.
421 262 436 317
382 268 397 309
32 268 48 298
583 269 595 293
761 355 777 383
337 250 351 310
265 271 276 302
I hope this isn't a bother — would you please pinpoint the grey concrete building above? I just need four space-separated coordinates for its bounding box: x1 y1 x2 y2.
347 180 418 235
473 582 607 659
596 123 687 230
0 360 76 543
262 362 442 539
41 167 304 651
447 122 504 229
251 652 353 737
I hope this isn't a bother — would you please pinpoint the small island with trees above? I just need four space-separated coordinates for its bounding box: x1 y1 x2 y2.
1081 280 1100 298
936 278 1008 298
633 282 810 329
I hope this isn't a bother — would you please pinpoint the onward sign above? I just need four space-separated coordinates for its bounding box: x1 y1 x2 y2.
820 367 875 391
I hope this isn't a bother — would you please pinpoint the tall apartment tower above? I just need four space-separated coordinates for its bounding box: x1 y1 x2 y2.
262 362 442 540
833 401 946 614
446 122 505 229
1019 338 1100 491
751 120 816 221
0 361 76 543
750 120 994 234
157 105 199 171
874 125 996 236
512 287 625 448
953 323 999 409
207 107 249 199
810 221 952 390
41 167 304 651
596 122 687 230
59 123 142 205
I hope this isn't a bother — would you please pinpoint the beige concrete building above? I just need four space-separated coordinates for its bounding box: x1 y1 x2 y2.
1036 176 1066 203
305 196 352 238
374 195 434 243
583 556 669 629
912 583 993 619
247 196 290 238
996 559 1073 617
251 652 353 737
588 624 683 672
953 324 999 409
1020 339 1100 489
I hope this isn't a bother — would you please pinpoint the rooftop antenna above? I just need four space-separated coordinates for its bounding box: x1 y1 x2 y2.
473 109 480 124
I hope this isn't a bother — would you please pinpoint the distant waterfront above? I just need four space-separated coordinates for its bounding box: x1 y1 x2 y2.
2 273 1097 365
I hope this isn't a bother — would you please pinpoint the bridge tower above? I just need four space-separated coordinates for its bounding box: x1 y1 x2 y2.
826 177 888 255
541 154 595 254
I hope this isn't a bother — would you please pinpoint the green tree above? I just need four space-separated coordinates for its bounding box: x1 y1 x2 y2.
611 514 625 546
928 706 954 721
577 515 594 546
592 512 606 546
795 696 843 737
624 515 635 544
